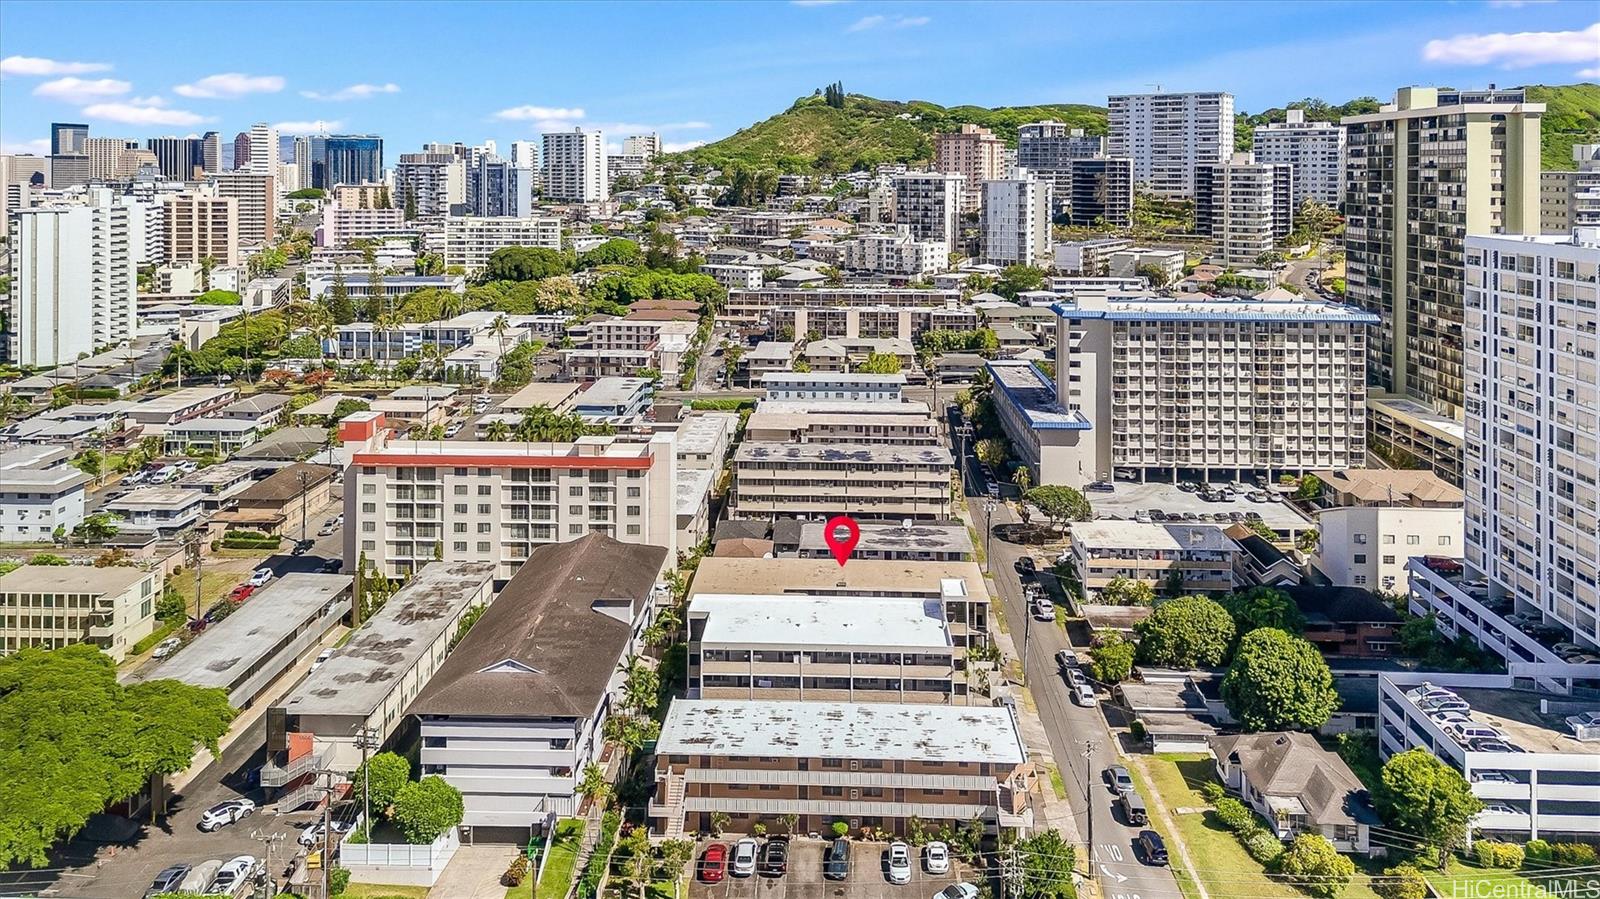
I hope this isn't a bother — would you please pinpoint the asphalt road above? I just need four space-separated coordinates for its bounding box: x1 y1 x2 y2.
950 424 1180 899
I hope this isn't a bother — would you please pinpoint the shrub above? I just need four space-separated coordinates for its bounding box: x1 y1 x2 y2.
1129 719 1147 742
1213 797 1256 833
1201 782 1227 804
1373 865 1428 899
502 853 530 886
1549 842 1598 866
1475 841 1525 869
1523 839 1551 863
1243 829 1285 865
1275 833 1355 898
831 820 850 838
328 867 351 896
576 811 621 899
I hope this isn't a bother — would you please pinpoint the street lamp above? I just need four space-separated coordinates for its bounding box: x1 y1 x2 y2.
982 499 997 571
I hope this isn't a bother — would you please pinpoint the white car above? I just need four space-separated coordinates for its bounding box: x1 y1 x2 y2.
731 838 758 877
197 798 255 832
298 819 357 849
1073 683 1098 707
152 636 183 659
206 855 258 896
444 423 463 438
923 841 950 874
936 886 980 899
1564 711 1600 734
247 569 273 587
887 841 912 884
311 648 333 672
1031 598 1054 620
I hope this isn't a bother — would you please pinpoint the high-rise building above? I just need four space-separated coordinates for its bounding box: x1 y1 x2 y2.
1107 91 1234 197
1252 109 1346 208
84 137 137 180
291 137 312 190
201 132 221 174
934 124 1006 212
162 192 238 266
209 172 275 246
541 128 607 202
314 135 384 190
622 133 661 159
1342 87 1543 418
246 123 280 177
509 140 540 172
118 195 165 266
1065 158 1135 228
892 172 964 245
1017 121 1106 209
48 154 90 189
1539 144 1600 233
5 189 136 367
232 131 251 171
146 136 206 181
1195 154 1294 268
1406 228 1600 669
50 123 88 156
981 174 1053 267
395 152 467 217
473 155 533 217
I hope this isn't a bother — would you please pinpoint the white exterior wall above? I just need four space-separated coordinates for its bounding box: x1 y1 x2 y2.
981 176 1052 267
7 190 136 367
246 123 279 177
420 714 603 827
1315 506 1464 593
1253 110 1346 208
542 129 607 203
442 216 562 273
1107 91 1234 198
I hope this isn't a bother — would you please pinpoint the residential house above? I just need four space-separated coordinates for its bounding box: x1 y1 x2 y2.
1210 732 1379 856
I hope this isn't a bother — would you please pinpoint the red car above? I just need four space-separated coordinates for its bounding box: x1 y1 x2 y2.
229 584 255 602
698 843 728 883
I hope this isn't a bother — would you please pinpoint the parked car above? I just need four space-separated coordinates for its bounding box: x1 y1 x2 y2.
152 636 183 659
321 559 342 573
298 819 356 849
207 855 258 895
1032 598 1054 620
1072 683 1097 707
731 838 758 877
145 864 191 898
197 799 255 832
229 584 255 603
1086 481 1115 492
444 423 463 438
1480 803 1523 816
699 844 729 883
311 648 333 672
1134 512 1152 524
924 840 950 874
824 838 851 881
177 861 223 894
1105 765 1135 795
1119 790 1149 826
887 841 912 884
1137 830 1169 866
1551 642 1587 657
1055 650 1078 671
760 838 789 877
1405 685 1457 703
1016 556 1036 576
247 568 273 587
1567 653 1600 665
936 885 981 899
1565 712 1600 734
1150 510 1169 521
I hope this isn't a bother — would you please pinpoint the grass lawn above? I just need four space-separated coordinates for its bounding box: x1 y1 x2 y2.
1044 762 1068 799
340 883 430 899
167 566 248 615
1424 858 1586 899
534 818 586 899
1136 755 1387 899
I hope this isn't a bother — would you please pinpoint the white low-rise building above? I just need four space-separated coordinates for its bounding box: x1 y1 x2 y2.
761 371 905 403
1070 521 1240 598
1316 506 1463 593
442 215 561 273
0 447 90 542
837 228 947 277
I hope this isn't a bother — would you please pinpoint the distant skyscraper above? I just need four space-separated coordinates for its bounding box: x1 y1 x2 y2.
1252 109 1346 208
892 172 964 244
233 131 251 171
934 124 1006 212
541 129 607 203
146 136 206 181
396 152 467 217
981 174 1053 267
48 154 90 189
510 140 540 171
84 137 137 180
1107 91 1233 197
247 123 279 177
201 132 221 173
50 122 88 156
622 133 661 159
315 135 384 189
1194 155 1294 267
293 136 312 190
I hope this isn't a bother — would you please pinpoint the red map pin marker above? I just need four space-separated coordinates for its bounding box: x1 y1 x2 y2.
823 515 860 566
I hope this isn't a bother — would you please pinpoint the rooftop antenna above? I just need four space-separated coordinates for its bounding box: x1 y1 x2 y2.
1148 84 1164 92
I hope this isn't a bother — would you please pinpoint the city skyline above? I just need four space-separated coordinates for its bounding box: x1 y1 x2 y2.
2 0 1596 162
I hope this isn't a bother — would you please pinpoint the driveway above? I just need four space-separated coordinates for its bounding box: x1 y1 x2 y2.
692 839 971 899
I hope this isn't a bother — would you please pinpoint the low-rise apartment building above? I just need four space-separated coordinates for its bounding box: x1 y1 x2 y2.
689 593 965 704
838 228 948 277
562 312 699 381
1316 505 1462 593
0 446 90 542
442 215 561 273
123 387 238 435
342 416 677 578
410 535 667 840
727 287 962 320
1071 521 1239 598
0 564 161 661
104 487 206 537
1054 238 1134 275
648 699 1033 838
162 418 261 456
744 409 938 446
741 341 797 384
761 371 905 403
730 442 953 521
772 519 973 562
775 305 978 341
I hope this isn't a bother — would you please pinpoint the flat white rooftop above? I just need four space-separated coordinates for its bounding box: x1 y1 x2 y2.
691 594 951 648
658 699 1026 764
1054 294 1382 324
754 400 931 417
1072 520 1237 552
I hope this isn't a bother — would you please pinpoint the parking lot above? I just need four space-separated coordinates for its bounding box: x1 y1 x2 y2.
1083 481 1312 535
690 839 975 899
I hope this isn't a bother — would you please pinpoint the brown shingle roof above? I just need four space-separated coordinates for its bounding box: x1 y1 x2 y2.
1209 732 1374 827
233 463 337 504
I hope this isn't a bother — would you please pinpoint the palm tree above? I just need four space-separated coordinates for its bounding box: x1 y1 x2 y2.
199 255 217 292
489 313 511 368
485 419 512 442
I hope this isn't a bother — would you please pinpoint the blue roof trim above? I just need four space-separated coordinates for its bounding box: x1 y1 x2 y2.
1049 301 1381 325
985 361 1093 431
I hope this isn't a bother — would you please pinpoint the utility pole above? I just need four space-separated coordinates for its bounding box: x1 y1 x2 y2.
299 468 311 545
250 829 286 899
187 530 204 623
1083 739 1099 881
352 725 380 834
983 500 997 571
1021 603 1031 688
320 770 337 899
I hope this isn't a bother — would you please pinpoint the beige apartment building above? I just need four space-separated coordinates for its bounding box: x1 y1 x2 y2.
0 565 161 661
730 442 952 521
162 192 238 266
561 311 699 380
935 124 1006 212
209 172 275 247
341 414 677 578
1070 521 1239 598
649 700 1033 839
744 409 939 445
688 593 967 704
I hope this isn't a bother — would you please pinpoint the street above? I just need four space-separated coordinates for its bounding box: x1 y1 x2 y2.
951 425 1181 899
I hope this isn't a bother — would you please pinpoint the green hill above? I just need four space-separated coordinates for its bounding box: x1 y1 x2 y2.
680 84 1600 176
676 92 1107 173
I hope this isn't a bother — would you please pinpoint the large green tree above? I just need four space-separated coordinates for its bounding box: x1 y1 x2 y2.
0 646 234 867
351 751 411 817
1088 631 1135 684
390 775 465 844
1097 575 1155 606
993 264 1047 300
1275 833 1356 898
1375 749 1482 857
1025 485 1093 528
1014 828 1077 899
484 246 573 282
1220 628 1339 731
578 238 643 269
856 351 902 374
1135 595 1236 668
1223 586 1306 635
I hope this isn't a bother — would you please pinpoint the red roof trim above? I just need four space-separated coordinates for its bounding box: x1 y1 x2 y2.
352 452 653 470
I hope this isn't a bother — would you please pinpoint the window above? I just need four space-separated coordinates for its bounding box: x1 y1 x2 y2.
477 542 491 553
454 523 467 533
569 524 584 535
1407 535 1420 545
478 523 491 533
1353 534 1368 545
626 506 641 517
478 504 491 515
362 483 376 495
569 486 583 497
1439 535 1452 546
454 485 468 496
361 540 375 551
1353 554 1366 564
1382 534 1396 544
454 542 467 552
627 486 641 498
1383 555 1396 565
1353 575 1367 586
363 521 376 532
478 485 492 496
362 502 376 514
627 525 641 536
454 504 468 514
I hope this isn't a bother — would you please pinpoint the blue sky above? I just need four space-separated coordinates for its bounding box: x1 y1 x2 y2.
2 0 1596 162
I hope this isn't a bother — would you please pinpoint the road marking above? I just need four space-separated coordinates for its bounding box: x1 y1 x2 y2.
1102 844 1124 862
1102 866 1129 883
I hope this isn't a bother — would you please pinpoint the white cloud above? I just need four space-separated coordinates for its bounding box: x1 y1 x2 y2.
662 140 707 153
1422 21 1600 69
0 55 112 77
173 72 285 99
847 13 929 32
32 76 130 103
273 120 343 134
82 100 211 126
494 105 586 121
0 137 51 155
1580 66 1600 78
300 82 401 102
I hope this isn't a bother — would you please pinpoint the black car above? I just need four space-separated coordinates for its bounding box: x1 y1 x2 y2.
1015 556 1036 576
760 838 789 876
1137 830 1168 866
824 837 851 880
144 864 190 898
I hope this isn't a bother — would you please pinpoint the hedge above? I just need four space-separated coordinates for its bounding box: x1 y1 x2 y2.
1213 797 1256 832
688 398 756 411
574 810 620 899
1475 841 1524 869
1243 829 1285 864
